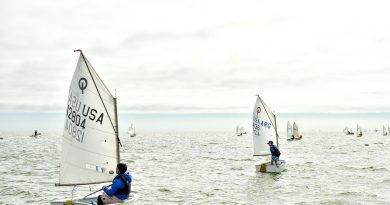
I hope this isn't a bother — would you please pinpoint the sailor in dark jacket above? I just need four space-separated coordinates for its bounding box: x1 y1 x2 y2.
267 141 281 165
98 163 132 204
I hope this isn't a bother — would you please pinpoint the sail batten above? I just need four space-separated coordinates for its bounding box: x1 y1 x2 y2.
59 52 118 185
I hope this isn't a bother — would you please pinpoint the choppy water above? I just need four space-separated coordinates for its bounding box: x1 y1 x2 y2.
1 131 390 204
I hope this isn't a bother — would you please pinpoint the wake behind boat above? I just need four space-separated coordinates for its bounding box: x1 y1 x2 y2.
50 50 136 204
252 95 286 173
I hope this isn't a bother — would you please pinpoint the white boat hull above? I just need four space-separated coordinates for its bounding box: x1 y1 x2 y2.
255 160 286 173
51 194 136 205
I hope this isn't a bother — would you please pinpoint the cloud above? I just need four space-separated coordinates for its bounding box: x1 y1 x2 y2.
1 0 390 113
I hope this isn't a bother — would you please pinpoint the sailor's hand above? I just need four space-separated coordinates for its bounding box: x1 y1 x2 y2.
102 186 107 190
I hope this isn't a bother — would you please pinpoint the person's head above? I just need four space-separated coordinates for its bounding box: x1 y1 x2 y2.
116 163 127 174
267 141 273 146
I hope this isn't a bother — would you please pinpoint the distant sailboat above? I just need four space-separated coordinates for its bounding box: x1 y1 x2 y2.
293 122 302 140
388 125 390 136
356 124 363 137
253 95 286 173
383 125 387 136
51 50 135 205
236 125 246 136
287 121 293 141
30 130 42 138
128 124 136 137
343 126 354 135
236 125 242 136
240 127 247 135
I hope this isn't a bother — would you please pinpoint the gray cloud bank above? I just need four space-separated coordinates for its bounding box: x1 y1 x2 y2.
1 0 390 113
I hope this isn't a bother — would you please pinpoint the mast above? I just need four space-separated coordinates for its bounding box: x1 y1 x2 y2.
274 113 279 147
114 97 120 164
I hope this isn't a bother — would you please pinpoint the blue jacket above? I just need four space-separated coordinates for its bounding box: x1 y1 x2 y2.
270 145 280 157
103 172 132 200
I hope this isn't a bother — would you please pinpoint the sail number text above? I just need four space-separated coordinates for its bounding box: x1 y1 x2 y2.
65 105 85 143
253 119 272 129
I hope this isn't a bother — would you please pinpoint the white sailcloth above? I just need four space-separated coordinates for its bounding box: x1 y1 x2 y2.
293 122 299 139
59 52 118 185
252 96 277 156
343 127 348 134
240 126 245 133
128 124 135 136
287 121 292 139
383 125 387 136
357 124 362 136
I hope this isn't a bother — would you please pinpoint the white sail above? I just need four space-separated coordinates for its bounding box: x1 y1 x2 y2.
240 126 246 133
388 125 390 135
287 121 292 139
236 125 240 135
293 122 299 139
58 52 118 185
343 126 348 134
383 125 387 136
357 124 362 137
128 124 136 136
252 96 277 156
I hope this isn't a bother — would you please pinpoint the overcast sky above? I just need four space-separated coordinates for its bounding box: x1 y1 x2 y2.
1 0 390 113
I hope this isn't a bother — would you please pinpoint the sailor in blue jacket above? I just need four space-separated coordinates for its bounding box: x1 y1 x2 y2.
98 163 132 204
267 141 281 165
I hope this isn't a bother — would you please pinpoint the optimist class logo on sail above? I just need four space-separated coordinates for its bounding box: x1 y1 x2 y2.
253 106 272 135
64 78 105 143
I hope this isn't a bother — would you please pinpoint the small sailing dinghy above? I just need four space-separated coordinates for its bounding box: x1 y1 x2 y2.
30 130 42 138
383 125 388 136
253 95 286 173
236 125 247 136
356 124 363 137
51 50 135 205
343 127 354 135
236 125 242 136
388 125 390 136
240 126 247 135
127 124 136 138
287 121 294 141
292 122 302 140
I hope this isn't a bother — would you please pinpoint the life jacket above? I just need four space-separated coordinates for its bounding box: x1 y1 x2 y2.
113 174 131 195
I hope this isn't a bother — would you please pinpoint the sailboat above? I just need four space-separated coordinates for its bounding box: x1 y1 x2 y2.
127 124 136 138
383 125 387 136
388 125 390 136
343 126 354 135
356 124 363 137
51 50 135 205
236 125 246 136
30 130 42 138
287 121 293 141
253 95 286 173
240 126 247 135
236 125 242 136
292 122 302 140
